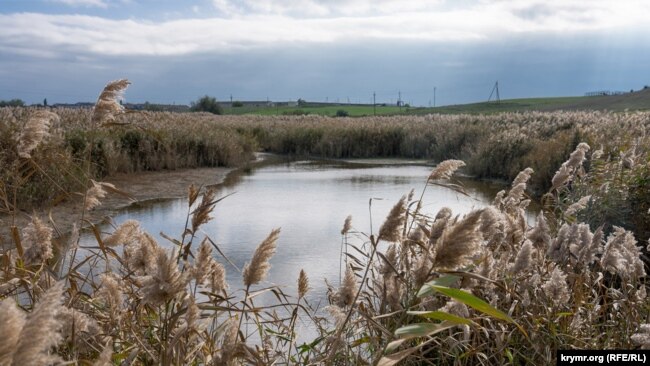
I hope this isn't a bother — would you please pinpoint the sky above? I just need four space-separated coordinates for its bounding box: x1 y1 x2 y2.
1 0 650 106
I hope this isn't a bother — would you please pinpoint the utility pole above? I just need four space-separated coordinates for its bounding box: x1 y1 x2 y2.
488 81 501 104
373 92 376 116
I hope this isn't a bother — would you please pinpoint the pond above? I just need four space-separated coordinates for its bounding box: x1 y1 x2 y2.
85 157 531 307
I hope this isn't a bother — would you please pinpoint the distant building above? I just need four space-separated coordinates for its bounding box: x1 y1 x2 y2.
220 101 273 108
52 102 94 109
51 102 190 112
585 90 628 97
125 103 190 112
266 101 299 107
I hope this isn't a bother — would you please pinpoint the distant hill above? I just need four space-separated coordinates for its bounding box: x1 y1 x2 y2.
547 88 650 111
408 88 650 115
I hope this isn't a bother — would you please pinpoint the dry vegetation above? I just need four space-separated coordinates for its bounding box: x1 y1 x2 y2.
1 80 650 365
0 106 255 207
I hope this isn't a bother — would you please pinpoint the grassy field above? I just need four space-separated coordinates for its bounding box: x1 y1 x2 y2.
408 96 596 114
2 80 650 365
223 103 405 116
410 89 650 114
222 89 650 116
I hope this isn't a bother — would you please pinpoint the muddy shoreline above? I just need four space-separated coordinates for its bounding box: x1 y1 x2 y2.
0 153 293 243
0 166 234 242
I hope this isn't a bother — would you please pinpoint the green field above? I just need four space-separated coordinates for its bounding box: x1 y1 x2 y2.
409 90 650 114
408 96 595 115
222 104 405 116
222 89 650 116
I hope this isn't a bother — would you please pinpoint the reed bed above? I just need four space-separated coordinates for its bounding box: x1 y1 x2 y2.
1 81 650 365
5 104 649 241
0 107 256 207
4 105 648 204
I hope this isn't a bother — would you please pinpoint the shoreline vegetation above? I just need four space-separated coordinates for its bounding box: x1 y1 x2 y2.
2 104 649 240
1 80 650 364
0 107 640 199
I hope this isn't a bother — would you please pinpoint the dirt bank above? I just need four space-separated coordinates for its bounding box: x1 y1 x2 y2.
1 166 233 241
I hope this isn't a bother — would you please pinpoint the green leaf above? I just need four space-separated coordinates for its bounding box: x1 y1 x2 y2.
349 336 371 348
428 285 511 322
505 348 514 363
428 285 528 338
395 321 455 339
297 336 324 354
384 339 407 354
407 310 476 326
417 274 460 298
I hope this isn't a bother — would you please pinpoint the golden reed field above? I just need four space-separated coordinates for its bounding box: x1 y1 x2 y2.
1 80 650 365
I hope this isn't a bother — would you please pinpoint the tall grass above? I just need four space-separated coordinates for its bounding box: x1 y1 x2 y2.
0 107 256 208
1 81 650 364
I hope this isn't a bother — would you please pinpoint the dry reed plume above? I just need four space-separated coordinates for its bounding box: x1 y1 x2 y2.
16 110 58 159
428 159 465 181
298 269 309 300
5 282 65 366
139 248 188 306
378 195 407 242
21 215 53 266
91 79 130 125
84 180 117 211
341 214 352 235
242 228 280 287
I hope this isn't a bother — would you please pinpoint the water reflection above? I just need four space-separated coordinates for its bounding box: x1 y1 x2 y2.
89 159 529 308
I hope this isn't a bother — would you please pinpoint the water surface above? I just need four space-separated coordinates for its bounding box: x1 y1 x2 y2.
95 159 516 304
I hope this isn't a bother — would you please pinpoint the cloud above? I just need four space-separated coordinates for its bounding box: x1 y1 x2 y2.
49 0 108 8
210 0 462 17
209 0 650 23
2 0 650 58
